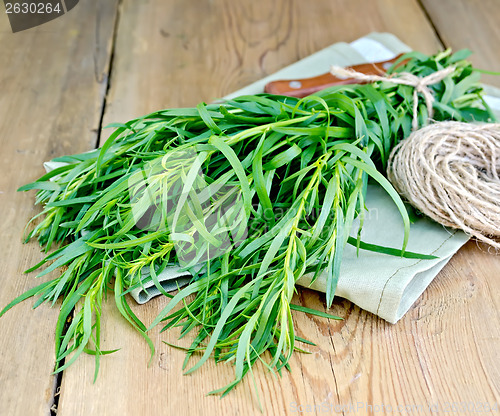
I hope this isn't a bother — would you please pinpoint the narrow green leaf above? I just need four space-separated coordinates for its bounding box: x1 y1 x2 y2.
290 304 342 320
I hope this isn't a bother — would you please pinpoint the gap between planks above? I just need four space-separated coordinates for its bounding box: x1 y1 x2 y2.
48 2 123 415
93 0 123 150
415 0 446 49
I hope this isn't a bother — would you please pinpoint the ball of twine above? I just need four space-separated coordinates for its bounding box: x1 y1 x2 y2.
387 121 500 249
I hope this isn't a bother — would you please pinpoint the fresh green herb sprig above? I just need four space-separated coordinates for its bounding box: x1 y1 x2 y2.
1 50 495 394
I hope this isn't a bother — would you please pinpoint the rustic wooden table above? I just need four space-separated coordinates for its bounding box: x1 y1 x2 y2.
1 1 499 415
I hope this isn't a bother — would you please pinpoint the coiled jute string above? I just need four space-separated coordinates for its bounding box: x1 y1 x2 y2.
330 64 500 248
388 122 500 248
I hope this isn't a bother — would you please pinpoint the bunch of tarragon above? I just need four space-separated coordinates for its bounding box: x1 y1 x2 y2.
1 50 495 397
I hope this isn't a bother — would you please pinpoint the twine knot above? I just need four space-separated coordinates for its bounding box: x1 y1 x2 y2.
330 64 456 131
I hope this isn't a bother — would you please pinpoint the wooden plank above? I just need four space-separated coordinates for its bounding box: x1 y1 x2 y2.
56 0 494 415
0 1 118 415
420 0 500 87
296 241 500 413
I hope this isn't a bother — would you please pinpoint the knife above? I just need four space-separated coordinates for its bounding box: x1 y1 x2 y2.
264 54 405 98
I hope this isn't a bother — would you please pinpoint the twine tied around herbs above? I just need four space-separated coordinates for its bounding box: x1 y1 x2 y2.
330 64 456 131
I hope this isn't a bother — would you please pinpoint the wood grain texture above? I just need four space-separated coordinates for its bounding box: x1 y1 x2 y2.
56 0 498 415
1 0 496 414
420 0 500 87
0 1 118 415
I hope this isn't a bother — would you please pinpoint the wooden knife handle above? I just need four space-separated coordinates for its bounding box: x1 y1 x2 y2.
264 54 405 98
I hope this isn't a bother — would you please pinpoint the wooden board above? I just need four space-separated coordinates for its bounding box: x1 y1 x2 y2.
0 1 118 415
55 0 500 415
420 0 500 87
1 0 498 414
